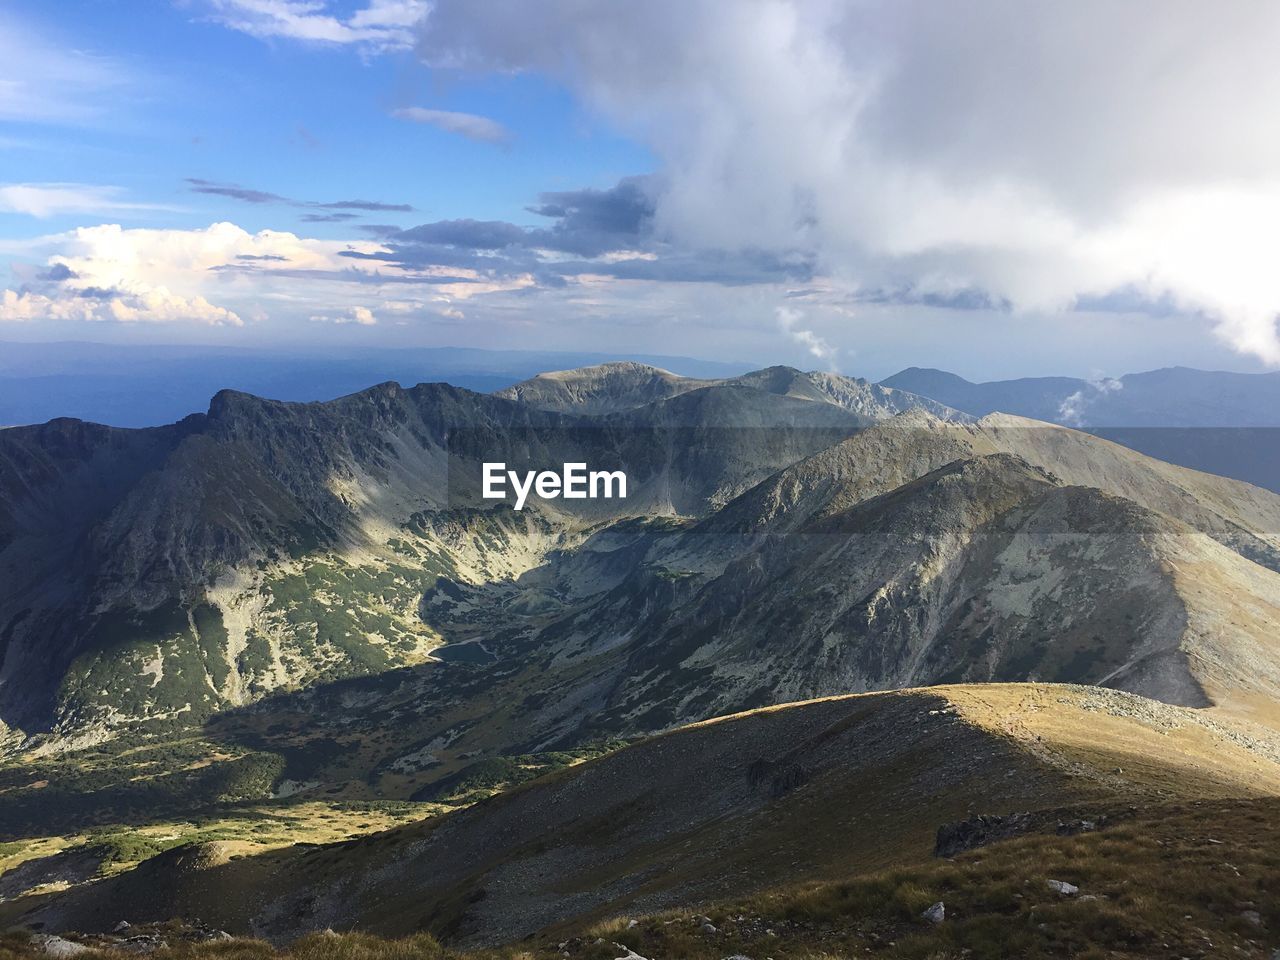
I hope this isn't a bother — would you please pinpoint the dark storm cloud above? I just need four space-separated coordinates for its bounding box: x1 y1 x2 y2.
396 219 528 250
524 176 655 256
337 174 812 286
344 176 812 287
339 241 531 274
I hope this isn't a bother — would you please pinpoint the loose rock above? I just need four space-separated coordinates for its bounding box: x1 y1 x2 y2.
30 935 91 958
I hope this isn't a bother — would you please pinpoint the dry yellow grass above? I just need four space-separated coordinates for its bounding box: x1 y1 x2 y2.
5 797 1279 959
8 683 1280 957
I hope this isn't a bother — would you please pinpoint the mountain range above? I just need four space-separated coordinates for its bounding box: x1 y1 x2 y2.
0 342 753 429
883 365 1280 493
4 360 1280 955
881 365 1280 427
6 361 1280 749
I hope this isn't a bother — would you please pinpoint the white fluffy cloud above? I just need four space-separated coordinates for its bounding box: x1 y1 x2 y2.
0 221 387 327
311 305 378 325
0 220 538 330
777 306 836 368
418 0 1280 363
0 286 240 326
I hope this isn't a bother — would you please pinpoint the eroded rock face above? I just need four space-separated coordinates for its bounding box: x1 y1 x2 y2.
935 812 1038 857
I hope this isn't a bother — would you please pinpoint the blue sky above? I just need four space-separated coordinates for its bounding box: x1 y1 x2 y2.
0 2 649 238
2 1 1280 380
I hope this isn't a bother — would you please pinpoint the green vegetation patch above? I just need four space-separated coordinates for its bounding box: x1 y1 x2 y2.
58 601 230 725
259 557 443 681
0 736 284 840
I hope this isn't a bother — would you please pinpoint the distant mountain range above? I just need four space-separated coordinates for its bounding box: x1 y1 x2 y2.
6 342 1279 436
0 342 754 429
880 365 1280 427
882 365 1280 491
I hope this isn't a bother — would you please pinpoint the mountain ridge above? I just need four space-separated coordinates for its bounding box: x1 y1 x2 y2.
2 365 1280 762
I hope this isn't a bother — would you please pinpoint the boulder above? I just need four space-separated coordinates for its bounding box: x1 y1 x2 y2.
29 935 91 958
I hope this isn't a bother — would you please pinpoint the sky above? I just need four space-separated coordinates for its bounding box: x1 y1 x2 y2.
2 0 1280 381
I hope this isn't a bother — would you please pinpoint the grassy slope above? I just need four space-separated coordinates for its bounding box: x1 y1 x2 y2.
4 794 1280 958
7 683 1280 952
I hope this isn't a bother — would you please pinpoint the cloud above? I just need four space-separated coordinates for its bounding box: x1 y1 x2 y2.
392 107 509 144
185 178 413 214
0 13 131 125
0 286 240 326
395 218 527 250
0 183 166 218
416 0 1280 365
1058 377 1124 427
0 220 540 332
199 0 429 52
777 306 837 369
318 199 413 212
186 178 286 204
0 221 384 327
353 176 814 288
0 221 258 325
525 177 655 256
310 305 378 325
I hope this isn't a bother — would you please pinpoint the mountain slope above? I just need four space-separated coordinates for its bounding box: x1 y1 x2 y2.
16 683 1280 945
528 453 1280 736
709 411 1280 568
